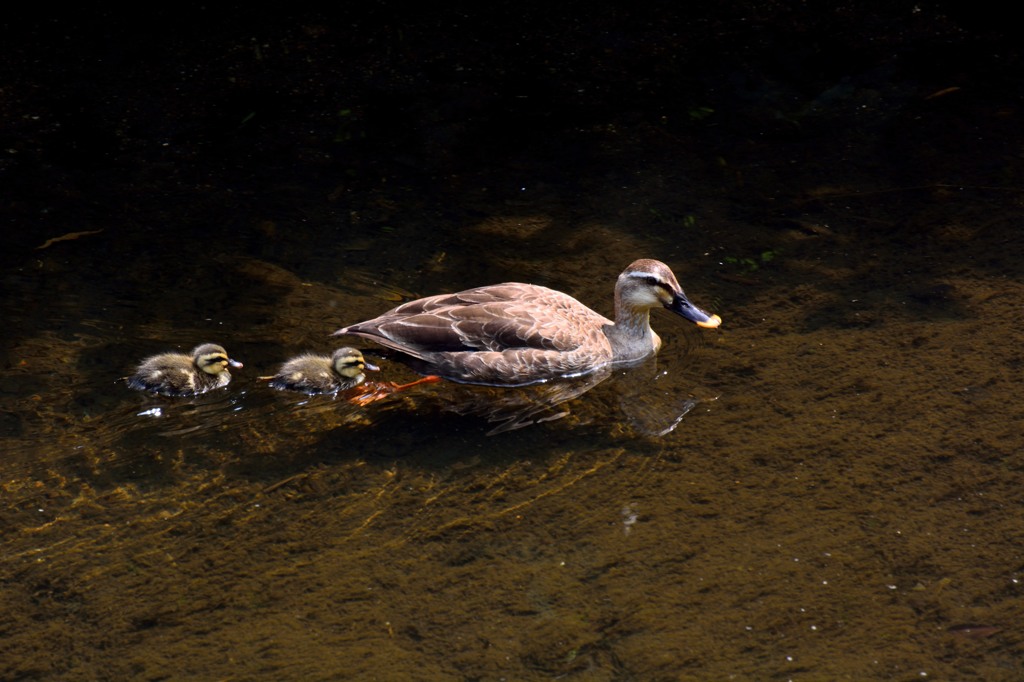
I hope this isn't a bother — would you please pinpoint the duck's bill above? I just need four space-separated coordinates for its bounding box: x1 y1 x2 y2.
668 294 722 329
228 359 244 368
363 361 381 372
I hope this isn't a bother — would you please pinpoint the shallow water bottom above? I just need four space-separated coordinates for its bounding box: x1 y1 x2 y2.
4 237 1023 680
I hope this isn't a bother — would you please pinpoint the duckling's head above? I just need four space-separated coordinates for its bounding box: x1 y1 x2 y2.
331 347 380 380
192 343 244 375
617 259 721 328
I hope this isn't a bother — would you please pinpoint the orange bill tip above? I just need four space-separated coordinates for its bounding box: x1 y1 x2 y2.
696 314 722 329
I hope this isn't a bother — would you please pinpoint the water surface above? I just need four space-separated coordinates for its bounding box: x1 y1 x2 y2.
3 7 1023 681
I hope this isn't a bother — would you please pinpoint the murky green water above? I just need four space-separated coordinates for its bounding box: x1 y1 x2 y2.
4 8 1024 681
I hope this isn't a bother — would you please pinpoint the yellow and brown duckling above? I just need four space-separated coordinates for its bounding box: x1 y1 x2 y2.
126 343 243 397
265 347 379 395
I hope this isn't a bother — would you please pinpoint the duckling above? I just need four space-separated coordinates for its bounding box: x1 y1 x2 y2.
265 347 379 395
126 343 243 397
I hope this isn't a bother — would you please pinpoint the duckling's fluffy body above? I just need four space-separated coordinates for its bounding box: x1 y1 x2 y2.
127 343 242 396
268 347 377 395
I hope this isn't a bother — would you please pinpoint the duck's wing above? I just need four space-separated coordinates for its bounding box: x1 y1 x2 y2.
336 284 610 359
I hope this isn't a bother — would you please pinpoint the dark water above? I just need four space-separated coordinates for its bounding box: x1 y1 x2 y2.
4 6 1024 681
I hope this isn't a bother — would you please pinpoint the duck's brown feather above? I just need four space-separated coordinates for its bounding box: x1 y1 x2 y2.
342 284 610 357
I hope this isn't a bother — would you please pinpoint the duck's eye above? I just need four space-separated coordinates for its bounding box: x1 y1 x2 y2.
644 276 659 286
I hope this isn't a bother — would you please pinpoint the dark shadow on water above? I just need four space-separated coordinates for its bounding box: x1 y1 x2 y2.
394 355 712 438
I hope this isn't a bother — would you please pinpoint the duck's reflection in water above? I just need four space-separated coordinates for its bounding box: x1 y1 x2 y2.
424 356 714 437
432 368 613 435
609 360 713 437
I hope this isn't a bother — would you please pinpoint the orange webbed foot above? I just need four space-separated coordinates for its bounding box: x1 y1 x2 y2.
344 375 442 406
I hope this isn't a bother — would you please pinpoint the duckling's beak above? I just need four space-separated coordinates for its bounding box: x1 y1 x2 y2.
363 360 380 372
667 293 722 329
228 358 244 368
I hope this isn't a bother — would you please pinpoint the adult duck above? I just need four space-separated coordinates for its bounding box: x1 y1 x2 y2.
333 259 721 386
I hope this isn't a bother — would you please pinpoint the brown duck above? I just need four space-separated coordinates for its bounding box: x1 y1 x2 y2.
333 259 721 386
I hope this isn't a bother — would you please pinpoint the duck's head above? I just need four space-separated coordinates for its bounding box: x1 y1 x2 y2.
192 343 244 375
617 259 722 328
331 347 380 379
